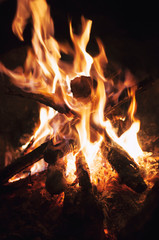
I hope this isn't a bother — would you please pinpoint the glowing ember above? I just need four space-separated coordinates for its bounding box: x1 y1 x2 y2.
0 0 158 188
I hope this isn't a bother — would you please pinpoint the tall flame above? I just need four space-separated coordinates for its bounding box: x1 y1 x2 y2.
69 17 93 76
0 0 155 186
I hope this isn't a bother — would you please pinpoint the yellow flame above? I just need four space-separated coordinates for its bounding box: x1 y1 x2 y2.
33 107 55 147
1 0 155 186
65 152 76 183
105 87 144 163
69 16 93 76
30 159 47 175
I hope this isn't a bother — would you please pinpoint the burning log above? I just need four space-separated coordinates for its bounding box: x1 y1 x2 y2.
0 140 49 185
5 84 72 115
0 139 75 185
107 146 147 193
105 76 157 118
75 152 92 191
45 159 67 195
4 75 157 119
44 139 75 164
4 75 96 117
45 139 75 195
71 75 97 99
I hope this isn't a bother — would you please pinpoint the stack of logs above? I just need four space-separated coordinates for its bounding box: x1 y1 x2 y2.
0 75 149 195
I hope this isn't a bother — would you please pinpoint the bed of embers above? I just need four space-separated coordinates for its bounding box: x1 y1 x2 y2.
0 1 159 240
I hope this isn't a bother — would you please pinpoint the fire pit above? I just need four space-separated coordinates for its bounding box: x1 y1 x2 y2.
0 0 159 239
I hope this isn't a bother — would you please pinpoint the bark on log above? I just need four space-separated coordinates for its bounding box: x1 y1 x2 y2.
44 139 75 164
0 139 75 185
0 140 50 184
4 76 157 118
105 77 158 118
107 146 147 193
71 75 97 99
75 152 92 191
5 86 72 115
45 159 67 195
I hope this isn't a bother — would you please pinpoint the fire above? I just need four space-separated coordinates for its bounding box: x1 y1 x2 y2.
105 87 144 163
0 0 157 187
69 16 93 76
33 107 55 147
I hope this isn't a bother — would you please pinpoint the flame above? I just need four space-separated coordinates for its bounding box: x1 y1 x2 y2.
33 107 55 147
65 152 76 183
69 16 93 76
75 105 103 177
30 158 47 175
105 87 144 162
0 0 157 187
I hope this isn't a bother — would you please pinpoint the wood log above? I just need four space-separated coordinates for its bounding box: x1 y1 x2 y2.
107 146 147 193
44 139 75 164
105 77 158 118
0 139 75 185
75 152 92 191
45 159 67 195
71 75 97 99
4 76 158 119
4 75 96 116
5 85 72 115
0 140 50 185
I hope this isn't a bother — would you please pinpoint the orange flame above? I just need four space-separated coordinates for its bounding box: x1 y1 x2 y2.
0 0 156 186
105 86 144 162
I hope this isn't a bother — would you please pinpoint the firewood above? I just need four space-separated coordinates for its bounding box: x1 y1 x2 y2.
107 146 147 193
0 138 76 185
105 76 157 118
5 85 72 115
71 75 97 99
44 139 75 164
4 76 157 119
75 152 92 191
0 140 50 185
45 159 67 195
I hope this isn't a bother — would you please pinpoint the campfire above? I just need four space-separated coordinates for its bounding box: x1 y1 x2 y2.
0 0 159 239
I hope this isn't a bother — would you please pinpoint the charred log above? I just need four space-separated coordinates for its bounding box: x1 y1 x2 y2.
0 140 50 185
45 140 75 195
44 139 75 164
75 152 92 191
5 85 72 115
105 76 157 118
71 75 97 99
107 146 147 193
0 139 75 185
45 158 67 195
4 76 157 119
